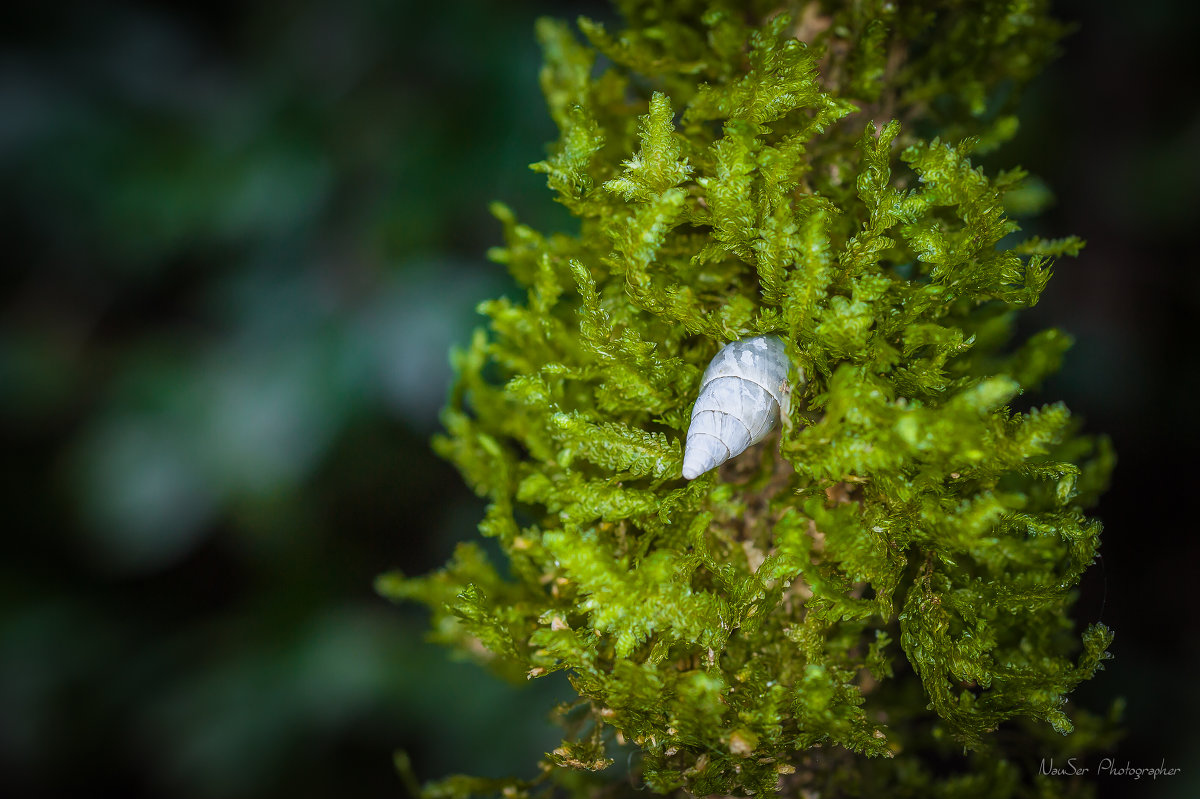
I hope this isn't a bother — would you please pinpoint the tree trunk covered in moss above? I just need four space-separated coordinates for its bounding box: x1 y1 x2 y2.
379 1 1118 796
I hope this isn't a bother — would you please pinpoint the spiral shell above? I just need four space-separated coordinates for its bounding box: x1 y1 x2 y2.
681 335 798 480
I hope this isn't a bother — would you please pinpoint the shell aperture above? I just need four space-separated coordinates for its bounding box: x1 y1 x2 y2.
681 335 797 480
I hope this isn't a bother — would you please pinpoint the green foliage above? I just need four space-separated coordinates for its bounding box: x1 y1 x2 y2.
380 1 1115 796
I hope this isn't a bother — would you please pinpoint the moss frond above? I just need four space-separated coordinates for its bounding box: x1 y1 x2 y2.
386 2 1114 797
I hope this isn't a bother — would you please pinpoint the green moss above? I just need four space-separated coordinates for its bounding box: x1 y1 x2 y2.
380 2 1117 796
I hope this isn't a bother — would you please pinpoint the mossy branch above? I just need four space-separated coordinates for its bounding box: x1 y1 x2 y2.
385 2 1115 797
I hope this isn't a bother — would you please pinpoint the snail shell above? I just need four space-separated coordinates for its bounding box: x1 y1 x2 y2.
682 335 798 480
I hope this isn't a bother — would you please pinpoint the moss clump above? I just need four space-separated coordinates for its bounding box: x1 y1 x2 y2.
380 2 1117 796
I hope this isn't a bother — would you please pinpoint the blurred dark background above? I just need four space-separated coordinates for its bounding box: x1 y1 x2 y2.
0 1 1195 798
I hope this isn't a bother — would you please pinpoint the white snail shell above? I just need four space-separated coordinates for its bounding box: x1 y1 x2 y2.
682 335 798 480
